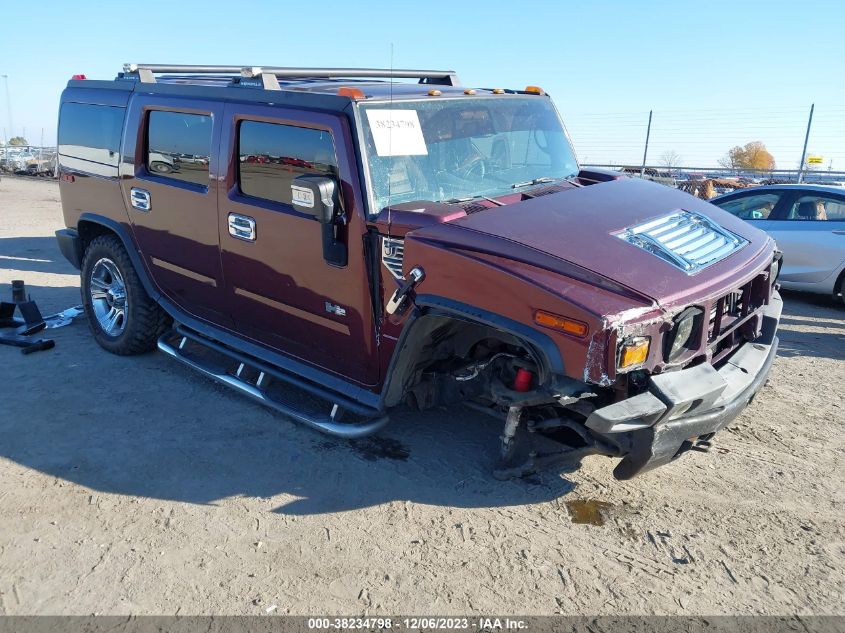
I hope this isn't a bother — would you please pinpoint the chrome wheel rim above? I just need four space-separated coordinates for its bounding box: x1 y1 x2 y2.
89 257 128 336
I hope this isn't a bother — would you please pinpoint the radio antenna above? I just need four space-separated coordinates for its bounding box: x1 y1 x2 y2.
387 42 394 235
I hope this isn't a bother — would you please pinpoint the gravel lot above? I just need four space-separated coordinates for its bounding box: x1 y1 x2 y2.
0 177 843 616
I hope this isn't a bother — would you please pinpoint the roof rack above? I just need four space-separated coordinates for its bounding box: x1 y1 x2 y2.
122 64 460 89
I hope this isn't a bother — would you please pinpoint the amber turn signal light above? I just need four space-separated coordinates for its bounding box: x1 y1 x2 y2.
618 336 650 370
524 85 545 95
337 87 366 100
534 310 589 338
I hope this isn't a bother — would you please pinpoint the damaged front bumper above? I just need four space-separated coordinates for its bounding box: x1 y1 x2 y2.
585 291 783 479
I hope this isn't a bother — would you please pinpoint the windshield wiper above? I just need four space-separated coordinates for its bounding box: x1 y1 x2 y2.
512 175 584 190
511 176 558 189
445 194 506 207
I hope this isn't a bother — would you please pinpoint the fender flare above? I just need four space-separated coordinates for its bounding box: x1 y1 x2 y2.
76 212 161 302
379 294 566 408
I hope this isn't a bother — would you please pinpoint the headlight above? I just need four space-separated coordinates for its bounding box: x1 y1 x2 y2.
771 252 782 286
618 336 650 370
665 306 704 362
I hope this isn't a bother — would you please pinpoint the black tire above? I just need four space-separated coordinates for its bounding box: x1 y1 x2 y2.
81 234 170 355
838 274 845 307
150 161 172 174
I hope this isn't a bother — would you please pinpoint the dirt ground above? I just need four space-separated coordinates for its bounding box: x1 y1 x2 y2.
0 177 843 616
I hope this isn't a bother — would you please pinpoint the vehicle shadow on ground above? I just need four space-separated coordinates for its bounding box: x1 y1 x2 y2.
1 284 579 516
776 290 844 362
0 237 77 276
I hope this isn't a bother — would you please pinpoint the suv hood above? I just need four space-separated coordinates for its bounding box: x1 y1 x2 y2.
405 178 774 308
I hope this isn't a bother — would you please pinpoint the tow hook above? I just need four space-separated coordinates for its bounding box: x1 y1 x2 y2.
386 267 425 316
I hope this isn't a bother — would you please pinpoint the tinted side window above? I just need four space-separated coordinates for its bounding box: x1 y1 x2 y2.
147 111 212 186
238 121 337 206
784 194 845 221
715 193 780 220
58 102 124 166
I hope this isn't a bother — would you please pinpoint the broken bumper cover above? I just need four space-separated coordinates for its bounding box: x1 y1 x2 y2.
586 291 782 479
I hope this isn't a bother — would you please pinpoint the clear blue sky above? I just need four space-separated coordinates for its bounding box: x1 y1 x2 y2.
1 0 843 169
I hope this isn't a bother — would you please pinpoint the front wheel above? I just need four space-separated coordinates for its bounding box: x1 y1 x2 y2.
149 161 173 174
81 234 170 355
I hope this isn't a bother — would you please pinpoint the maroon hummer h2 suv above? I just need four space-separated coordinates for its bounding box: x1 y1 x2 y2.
55 64 782 479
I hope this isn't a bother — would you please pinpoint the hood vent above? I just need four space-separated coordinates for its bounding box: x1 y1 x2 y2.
617 210 747 274
382 237 405 279
460 202 489 214
522 184 568 199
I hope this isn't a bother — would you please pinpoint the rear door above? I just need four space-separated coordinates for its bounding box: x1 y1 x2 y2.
216 103 379 386
121 95 230 326
767 190 845 284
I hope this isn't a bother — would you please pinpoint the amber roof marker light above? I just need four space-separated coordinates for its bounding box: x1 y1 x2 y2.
534 310 589 338
524 85 545 95
337 87 366 100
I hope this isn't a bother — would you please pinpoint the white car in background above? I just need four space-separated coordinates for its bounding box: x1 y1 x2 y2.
712 184 845 304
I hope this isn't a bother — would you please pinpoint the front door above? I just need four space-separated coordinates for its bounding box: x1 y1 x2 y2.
120 95 230 326
217 104 379 386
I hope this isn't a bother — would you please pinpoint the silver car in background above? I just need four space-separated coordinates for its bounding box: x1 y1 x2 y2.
712 184 845 304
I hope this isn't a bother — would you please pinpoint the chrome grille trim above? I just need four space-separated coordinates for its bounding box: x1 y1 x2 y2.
617 210 748 274
381 237 405 280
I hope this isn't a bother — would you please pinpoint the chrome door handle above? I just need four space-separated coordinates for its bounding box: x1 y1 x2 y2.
228 213 256 241
130 188 151 211
832 230 845 235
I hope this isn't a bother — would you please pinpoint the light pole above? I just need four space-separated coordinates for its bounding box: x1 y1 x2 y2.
640 110 653 178
797 103 814 184
1 75 12 142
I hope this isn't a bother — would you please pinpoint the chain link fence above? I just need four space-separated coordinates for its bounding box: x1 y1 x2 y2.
567 104 845 197
582 164 845 199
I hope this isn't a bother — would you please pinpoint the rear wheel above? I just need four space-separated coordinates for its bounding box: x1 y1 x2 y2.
81 234 170 355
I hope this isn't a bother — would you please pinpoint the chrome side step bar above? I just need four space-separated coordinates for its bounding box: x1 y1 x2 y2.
157 330 389 439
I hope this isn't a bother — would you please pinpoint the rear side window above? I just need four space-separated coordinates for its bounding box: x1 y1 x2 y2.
238 120 337 206
784 194 845 221
147 111 212 186
58 102 124 166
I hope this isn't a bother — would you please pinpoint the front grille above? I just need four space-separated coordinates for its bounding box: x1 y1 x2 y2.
708 270 771 364
709 289 743 323
618 210 748 274
381 237 405 279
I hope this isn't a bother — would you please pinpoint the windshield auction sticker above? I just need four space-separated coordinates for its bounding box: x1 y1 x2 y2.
365 109 428 156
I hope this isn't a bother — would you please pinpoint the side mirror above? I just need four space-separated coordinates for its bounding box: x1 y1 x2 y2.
291 175 337 223
291 175 347 267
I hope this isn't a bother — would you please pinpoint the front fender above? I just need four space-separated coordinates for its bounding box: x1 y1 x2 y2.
379 296 565 409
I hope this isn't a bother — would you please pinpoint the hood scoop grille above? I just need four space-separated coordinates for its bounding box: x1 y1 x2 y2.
617 210 747 274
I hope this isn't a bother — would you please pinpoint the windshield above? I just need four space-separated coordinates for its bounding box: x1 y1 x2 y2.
359 96 579 214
